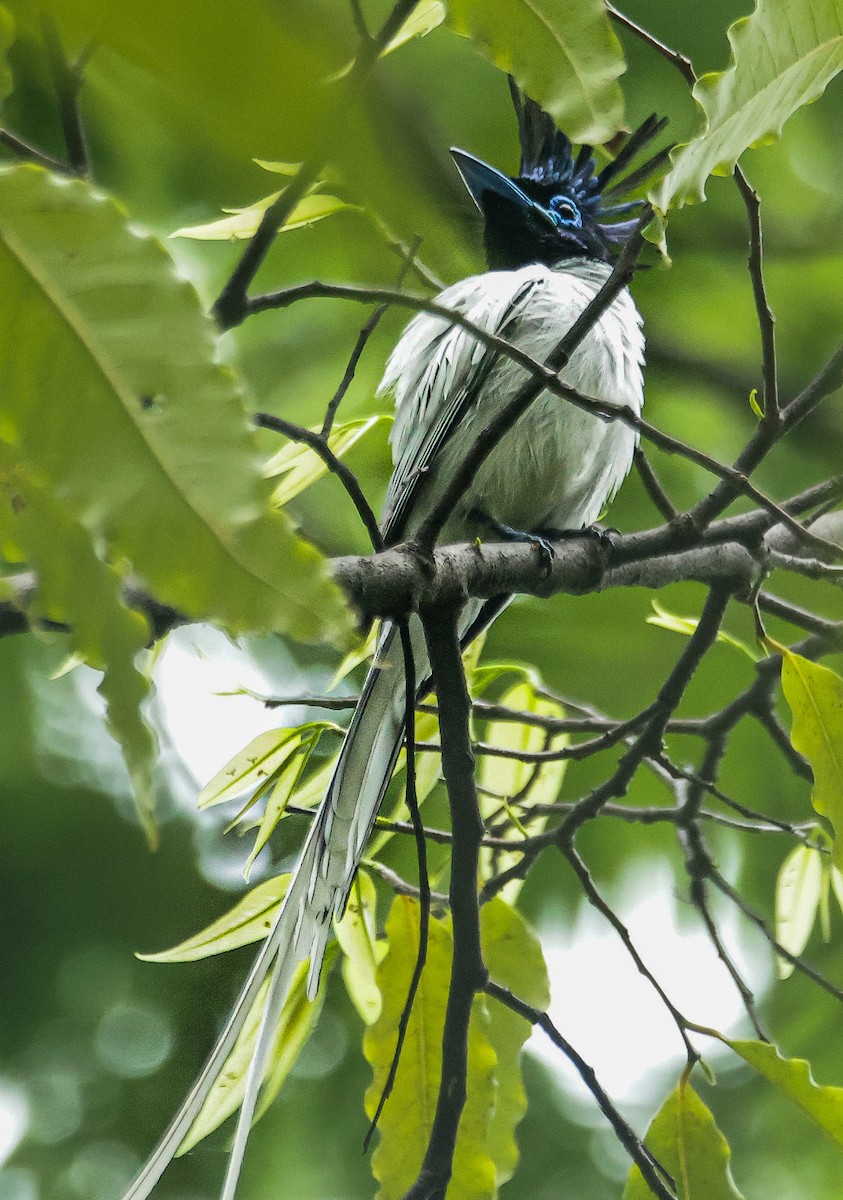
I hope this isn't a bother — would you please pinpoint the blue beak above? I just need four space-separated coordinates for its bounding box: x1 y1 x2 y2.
450 148 536 215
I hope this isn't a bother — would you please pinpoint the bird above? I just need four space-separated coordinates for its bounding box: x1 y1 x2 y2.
123 85 668 1200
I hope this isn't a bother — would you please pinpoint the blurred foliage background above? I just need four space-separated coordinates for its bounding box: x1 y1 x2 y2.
0 1 841 1198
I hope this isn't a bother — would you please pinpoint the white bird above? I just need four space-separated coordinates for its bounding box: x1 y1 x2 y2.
123 87 667 1200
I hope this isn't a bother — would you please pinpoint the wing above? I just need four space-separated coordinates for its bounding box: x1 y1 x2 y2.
379 269 543 546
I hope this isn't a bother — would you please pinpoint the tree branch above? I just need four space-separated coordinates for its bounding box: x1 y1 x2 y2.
401 602 487 1200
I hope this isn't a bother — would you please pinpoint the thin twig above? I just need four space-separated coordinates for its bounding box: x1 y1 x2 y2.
322 236 421 437
562 844 698 1061
243 279 841 558
711 869 843 1005
484 981 677 1200
734 168 780 428
634 446 679 521
0 128 67 173
212 0 421 330
254 411 384 552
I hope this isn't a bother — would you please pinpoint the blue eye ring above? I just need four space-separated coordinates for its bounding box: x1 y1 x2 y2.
548 195 582 228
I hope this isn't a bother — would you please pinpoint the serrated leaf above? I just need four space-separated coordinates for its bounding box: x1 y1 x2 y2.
481 899 549 1185
647 600 760 661
336 869 386 1024
652 0 843 215
727 1039 843 1148
478 679 567 900
364 897 497 1200
446 0 625 145
623 1079 745 1199
775 844 823 978
172 190 352 241
178 946 335 1155
4 466 156 841
778 648 843 868
138 875 290 963
0 165 351 646
265 414 391 508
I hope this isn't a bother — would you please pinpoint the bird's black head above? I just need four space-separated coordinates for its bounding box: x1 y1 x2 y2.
451 83 669 271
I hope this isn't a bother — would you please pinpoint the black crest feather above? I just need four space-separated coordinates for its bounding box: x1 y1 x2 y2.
508 78 669 248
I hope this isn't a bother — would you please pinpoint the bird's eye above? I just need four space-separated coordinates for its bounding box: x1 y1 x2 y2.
548 195 582 228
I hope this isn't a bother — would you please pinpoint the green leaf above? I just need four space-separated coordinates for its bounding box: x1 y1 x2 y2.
652 0 843 215
364 897 497 1200
774 843 823 978
478 678 568 899
137 875 290 963
265 415 391 508
748 388 764 419
172 190 352 241
197 726 316 809
647 600 760 661
0 5 14 105
198 724 336 811
445 0 625 144
383 0 446 54
177 945 335 1154
778 649 843 867
624 1079 745 1199
244 729 325 876
727 1040 843 1149
335 869 387 1024
481 899 549 1185
0 165 351 646
5 466 157 841
328 1 446 84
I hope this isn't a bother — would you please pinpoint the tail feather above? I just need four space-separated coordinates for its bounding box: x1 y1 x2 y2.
123 601 490 1200
121 619 419 1200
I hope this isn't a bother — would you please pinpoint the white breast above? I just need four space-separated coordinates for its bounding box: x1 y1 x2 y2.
380 260 645 543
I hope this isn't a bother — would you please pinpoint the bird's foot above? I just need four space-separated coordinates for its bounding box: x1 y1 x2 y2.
539 522 621 561
469 509 555 578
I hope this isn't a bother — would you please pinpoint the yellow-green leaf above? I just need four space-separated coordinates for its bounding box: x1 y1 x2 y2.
335 869 386 1024
647 600 759 661
446 0 625 145
383 0 446 54
727 1039 843 1149
265 415 390 508
652 0 843 216
244 729 323 876
481 899 549 1185
137 875 290 963
775 843 823 978
478 678 567 899
364 897 497 1200
178 946 335 1154
172 190 352 241
197 727 309 809
0 164 351 646
779 649 843 867
624 1079 745 1199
